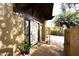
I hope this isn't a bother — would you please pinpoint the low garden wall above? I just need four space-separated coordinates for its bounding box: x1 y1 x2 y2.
64 28 79 56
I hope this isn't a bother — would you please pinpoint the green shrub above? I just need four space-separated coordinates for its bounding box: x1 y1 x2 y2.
20 42 30 54
51 23 64 36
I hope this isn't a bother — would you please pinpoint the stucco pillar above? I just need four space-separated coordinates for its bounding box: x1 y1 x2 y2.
40 17 46 41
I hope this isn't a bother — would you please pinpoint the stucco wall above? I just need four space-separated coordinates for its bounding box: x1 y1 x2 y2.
0 3 24 56
64 28 79 56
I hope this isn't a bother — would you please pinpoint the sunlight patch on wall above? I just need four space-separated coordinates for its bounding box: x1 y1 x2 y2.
15 34 24 44
11 17 16 25
6 31 9 34
0 41 3 48
10 33 13 40
0 16 4 20
1 23 6 28
12 27 18 35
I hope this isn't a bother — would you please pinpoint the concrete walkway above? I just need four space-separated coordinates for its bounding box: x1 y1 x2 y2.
29 43 63 56
50 35 64 44
28 35 64 56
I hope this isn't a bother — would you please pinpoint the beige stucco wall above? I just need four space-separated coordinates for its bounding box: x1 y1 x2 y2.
64 28 79 56
0 3 24 56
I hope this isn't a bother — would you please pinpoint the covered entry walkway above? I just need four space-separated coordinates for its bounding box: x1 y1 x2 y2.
1 3 79 56
29 43 63 56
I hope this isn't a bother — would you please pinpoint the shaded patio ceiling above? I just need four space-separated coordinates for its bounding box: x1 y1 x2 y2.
13 3 54 20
